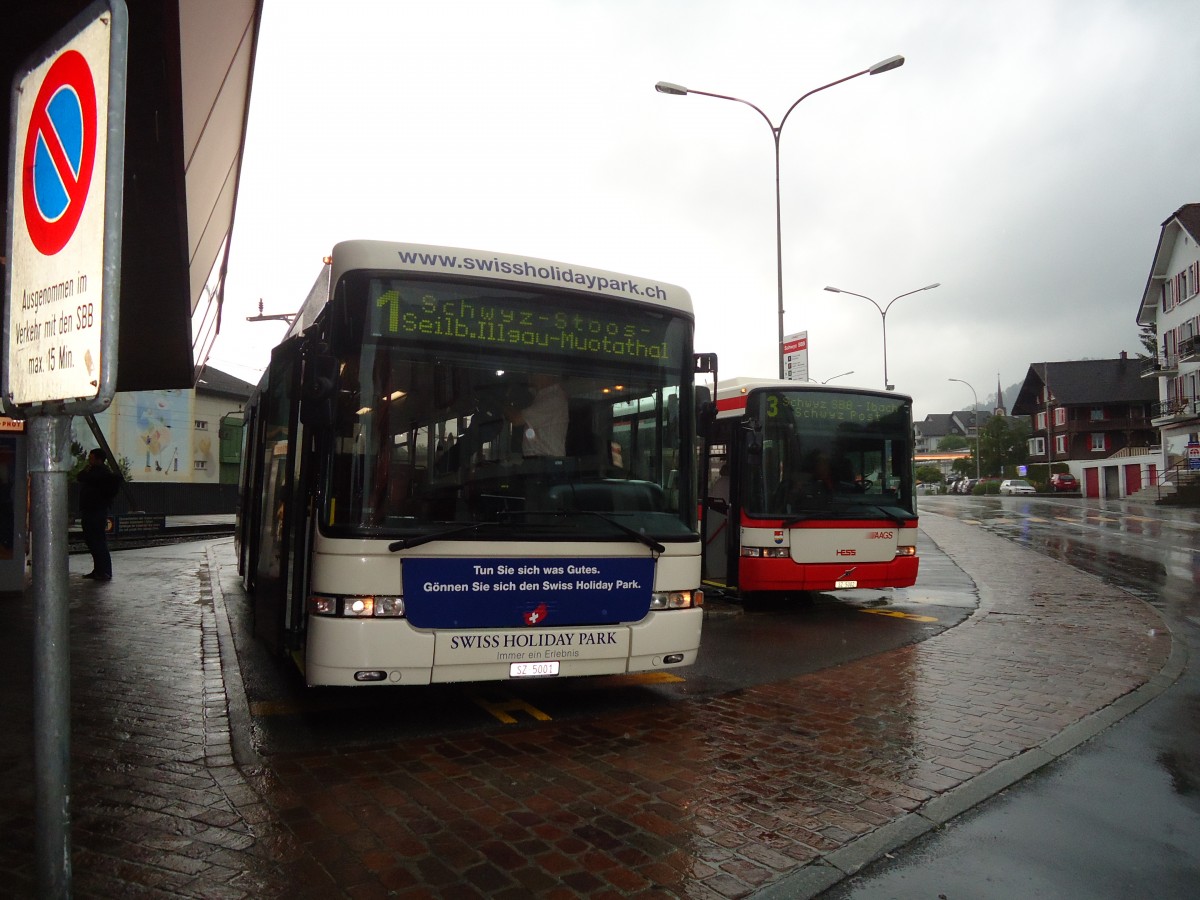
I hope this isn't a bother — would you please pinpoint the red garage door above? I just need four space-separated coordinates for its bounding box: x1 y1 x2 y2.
1124 464 1141 494
1085 468 1101 498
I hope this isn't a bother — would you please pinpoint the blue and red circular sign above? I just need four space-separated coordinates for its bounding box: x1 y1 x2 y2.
22 49 98 256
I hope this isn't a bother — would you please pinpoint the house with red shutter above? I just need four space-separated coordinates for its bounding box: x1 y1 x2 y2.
1135 203 1200 502
1012 355 1158 498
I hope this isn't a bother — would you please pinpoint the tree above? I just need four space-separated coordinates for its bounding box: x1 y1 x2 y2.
915 465 943 484
938 434 969 451
1138 323 1157 358
977 416 1030 476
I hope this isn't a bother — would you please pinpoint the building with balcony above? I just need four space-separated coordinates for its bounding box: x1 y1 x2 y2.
1012 355 1158 499
1136 204 1200 500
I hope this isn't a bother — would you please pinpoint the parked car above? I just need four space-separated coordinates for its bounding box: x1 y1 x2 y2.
1049 473 1079 492
999 478 1037 495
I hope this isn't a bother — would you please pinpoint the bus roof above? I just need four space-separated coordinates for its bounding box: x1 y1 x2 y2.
713 376 913 416
306 240 695 315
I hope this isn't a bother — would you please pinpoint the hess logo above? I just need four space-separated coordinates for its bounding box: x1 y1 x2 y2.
835 549 857 557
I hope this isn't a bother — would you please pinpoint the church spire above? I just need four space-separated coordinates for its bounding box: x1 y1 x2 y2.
994 374 1006 416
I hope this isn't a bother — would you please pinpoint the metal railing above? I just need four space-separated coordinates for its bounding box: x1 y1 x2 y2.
1151 456 1200 503
1151 397 1200 422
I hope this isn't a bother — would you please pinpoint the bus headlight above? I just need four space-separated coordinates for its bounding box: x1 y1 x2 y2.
374 595 405 617
310 594 337 615
308 594 405 617
741 546 789 558
650 589 703 610
896 545 917 557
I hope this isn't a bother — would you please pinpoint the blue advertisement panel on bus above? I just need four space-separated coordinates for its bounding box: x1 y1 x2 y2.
402 557 655 629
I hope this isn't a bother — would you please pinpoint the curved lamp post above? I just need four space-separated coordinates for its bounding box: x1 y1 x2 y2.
655 55 904 379
824 282 939 390
948 377 982 481
819 370 854 384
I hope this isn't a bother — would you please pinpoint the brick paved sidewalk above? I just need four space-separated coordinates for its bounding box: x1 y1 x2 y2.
0 512 1176 898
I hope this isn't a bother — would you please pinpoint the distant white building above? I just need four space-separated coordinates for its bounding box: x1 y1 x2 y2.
1135 204 1200 498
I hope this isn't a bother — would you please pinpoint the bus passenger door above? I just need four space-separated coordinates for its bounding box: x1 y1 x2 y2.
253 340 303 656
701 419 738 590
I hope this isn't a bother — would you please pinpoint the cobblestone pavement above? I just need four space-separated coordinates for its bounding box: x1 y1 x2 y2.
0 512 1177 898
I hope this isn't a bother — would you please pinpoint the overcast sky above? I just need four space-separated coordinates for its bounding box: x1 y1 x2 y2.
210 0 1200 420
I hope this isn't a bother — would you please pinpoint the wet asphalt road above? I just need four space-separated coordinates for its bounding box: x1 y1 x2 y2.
817 496 1200 899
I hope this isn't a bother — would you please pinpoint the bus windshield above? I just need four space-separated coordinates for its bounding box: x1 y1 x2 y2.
320 274 697 541
742 388 916 520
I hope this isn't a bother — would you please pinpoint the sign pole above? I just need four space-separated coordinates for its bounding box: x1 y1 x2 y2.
29 413 73 895
4 2 127 893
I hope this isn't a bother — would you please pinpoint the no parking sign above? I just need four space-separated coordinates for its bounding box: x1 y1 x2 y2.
3 0 126 412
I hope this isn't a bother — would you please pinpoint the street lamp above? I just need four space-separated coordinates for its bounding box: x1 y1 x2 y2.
824 283 939 390
948 377 982 481
655 54 904 379
818 370 854 384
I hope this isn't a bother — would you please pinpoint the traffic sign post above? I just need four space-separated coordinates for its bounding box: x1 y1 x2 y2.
5 0 126 414
3 2 127 894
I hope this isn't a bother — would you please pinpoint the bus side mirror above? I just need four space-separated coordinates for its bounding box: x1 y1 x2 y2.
301 345 338 427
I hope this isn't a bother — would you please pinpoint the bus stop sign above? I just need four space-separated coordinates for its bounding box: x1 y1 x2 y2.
4 0 126 413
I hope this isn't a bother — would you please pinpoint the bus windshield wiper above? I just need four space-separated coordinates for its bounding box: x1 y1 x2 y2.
388 521 499 551
556 510 666 554
871 504 914 525
780 503 907 527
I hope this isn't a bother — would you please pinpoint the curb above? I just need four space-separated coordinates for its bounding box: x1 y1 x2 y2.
750 513 1188 899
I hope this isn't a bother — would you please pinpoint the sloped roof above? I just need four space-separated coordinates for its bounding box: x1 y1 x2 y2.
1137 203 1200 326
195 365 256 401
1012 358 1157 414
951 410 992 433
915 413 956 437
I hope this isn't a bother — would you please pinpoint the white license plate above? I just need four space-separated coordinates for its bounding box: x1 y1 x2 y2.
510 660 560 678
835 580 858 589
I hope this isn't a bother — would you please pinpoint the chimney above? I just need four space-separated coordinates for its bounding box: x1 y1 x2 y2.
1119 350 1128 360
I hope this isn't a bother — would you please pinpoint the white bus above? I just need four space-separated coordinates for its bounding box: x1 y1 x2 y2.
236 241 709 686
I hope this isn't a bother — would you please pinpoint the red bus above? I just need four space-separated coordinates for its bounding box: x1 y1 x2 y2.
699 377 919 601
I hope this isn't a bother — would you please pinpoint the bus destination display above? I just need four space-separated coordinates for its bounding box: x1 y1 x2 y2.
765 391 907 426
369 280 675 364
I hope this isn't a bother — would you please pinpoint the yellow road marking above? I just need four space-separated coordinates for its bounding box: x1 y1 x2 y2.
470 691 553 724
861 608 938 623
602 671 687 686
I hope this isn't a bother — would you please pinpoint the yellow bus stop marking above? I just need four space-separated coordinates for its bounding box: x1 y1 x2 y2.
861 608 938 623
470 671 686 723
470 691 553 724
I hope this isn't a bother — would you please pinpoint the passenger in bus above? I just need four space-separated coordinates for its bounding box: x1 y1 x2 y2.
505 373 568 457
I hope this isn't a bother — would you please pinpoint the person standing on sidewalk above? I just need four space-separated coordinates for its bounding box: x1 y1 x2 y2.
77 449 119 580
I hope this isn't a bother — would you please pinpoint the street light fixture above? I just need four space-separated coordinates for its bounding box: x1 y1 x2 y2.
824 283 939 390
818 371 854 384
654 54 905 379
948 377 982 481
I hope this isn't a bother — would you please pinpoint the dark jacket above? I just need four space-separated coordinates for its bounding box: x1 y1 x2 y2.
77 462 119 515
